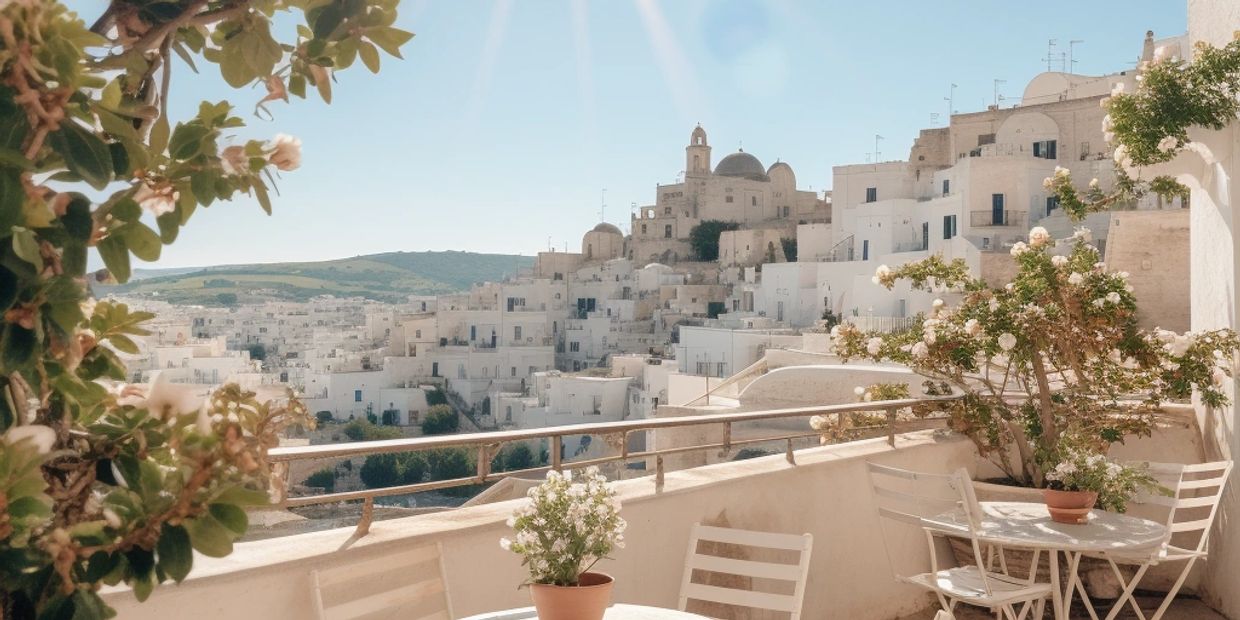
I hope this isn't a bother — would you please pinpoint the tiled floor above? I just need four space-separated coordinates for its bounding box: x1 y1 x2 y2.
901 595 1225 619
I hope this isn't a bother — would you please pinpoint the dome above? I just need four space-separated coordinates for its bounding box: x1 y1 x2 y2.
715 151 768 182
591 222 622 235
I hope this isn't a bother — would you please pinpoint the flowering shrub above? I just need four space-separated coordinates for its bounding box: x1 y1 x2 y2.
0 0 409 616
501 468 626 586
1047 34 1240 219
810 382 949 444
1045 450 1166 513
833 227 1240 487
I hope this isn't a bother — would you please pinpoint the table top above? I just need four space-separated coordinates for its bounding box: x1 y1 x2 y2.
460 604 711 620
923 501 1167 553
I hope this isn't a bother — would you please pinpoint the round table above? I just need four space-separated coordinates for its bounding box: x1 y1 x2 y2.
922 501 1168 620
460 604 711 620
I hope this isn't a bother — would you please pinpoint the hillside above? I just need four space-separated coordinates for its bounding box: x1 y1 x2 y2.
101 251 534 305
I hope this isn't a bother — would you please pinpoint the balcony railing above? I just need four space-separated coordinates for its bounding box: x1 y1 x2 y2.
970 210 1025 228
270 395 962 536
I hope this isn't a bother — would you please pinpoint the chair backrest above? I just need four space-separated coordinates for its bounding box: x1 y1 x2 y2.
867 463 990 588
1132 460 1233 552
311 542 453 620
678 523 814 620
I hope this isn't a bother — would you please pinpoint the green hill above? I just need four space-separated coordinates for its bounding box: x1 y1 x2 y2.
101 251 534 305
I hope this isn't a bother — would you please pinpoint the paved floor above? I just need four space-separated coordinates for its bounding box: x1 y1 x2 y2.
900 595 1225 619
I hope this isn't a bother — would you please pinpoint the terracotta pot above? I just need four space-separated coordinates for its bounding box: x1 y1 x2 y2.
529 572 613 620
1043 489 1098 525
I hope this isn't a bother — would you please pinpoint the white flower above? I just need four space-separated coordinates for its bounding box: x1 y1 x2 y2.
1088 178 1099 189
1051 255 1068 267
219 145 248 176
998 333 1017 352
1010 242 1028 256
932 298 944 310
1068 272 1084 285
499 537 513 551
1157 136 1179 153
1104 131 1116 143
865 337 882 356
133 182 178 217
1092 298 1106 308
1028 227 1050 246
1154 45 1168 62
1053 166 1070 179
1113 144 1129 164
809 415 829 430
1106 292 1121 304
1102 114 1113 131
1111 82 1126 97
1213 368 1228 386
911 342 929 358
1042 176 1054 190
1073 227 1092 242
964 318 981 336
988 299 1000 312
3 425 56 454
265 134 302 171
863 391 873 402
872 264 892 286
923 329 937 345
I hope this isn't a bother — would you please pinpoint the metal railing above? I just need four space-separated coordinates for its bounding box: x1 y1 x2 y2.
269 396 962 540
846 315 919 333
969 210 1026 228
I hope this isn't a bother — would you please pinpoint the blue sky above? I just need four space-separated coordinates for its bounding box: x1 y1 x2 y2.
82 1 1186 268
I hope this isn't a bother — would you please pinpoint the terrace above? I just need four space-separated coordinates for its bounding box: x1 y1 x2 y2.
101 396 1227 619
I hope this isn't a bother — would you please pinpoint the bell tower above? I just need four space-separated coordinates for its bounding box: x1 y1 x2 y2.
686 124 711 176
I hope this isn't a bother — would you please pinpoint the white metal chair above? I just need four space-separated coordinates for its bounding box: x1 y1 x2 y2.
867 462 1051 620
311 542 454 620
1090 460 1233 620
677 523 814 619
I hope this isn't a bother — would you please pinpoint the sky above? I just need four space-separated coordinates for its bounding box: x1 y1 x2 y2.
75 0 1187 268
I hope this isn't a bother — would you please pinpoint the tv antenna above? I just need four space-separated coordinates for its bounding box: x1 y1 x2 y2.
1043 39 1066 72
1069 40 1085 73
993 79 1007 107
599 188 607 223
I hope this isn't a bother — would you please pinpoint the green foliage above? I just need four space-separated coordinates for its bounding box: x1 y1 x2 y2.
0 0 411 613
780 237 797 262
1045 450 1168 512
304 468 336 493
380 409 399 425
491 443 538 472
342 419 402 442
315 410 334 425
425 448 474 496
833 229 1240 487
215 293 239 306
420 404 458 435
359 454 400 489
688 220 741 261
425 388 449 407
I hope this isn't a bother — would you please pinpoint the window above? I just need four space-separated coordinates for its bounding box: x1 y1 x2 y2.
511 366 517 377
865 187 877 203
514 326 522 340
1032 139 1058 159
415 329 421 338
862 239 869 261
1080 141 1091 160
1047 196 1060 214
725 195 734 203
977 133 996 146
641 224 647 235
354 390 362 402
664 225 672 238
942 179 950 196
782 206 790 217
992 194 1005 225
942 215 957 239
432 362 439 377
750 196 757 206
570 341 580 352
717 362 726 377
664 207 671 215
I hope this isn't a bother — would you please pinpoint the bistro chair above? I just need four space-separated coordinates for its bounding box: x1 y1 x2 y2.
867 462 1051 620
677 523 814 619
311 542 454 620
1091 460 1233 620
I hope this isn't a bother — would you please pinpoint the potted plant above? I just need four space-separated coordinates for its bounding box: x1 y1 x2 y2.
1042 450 1165 524
501 467 627 620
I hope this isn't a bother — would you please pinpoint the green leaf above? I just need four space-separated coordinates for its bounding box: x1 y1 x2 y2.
168 123 209 161
111 198 141 222
156 524 193 583
358 40 380 73
2 324 36 367
214 484 270 506
11 227 41 267
122 223 161 262
368 27 414 58
190 172 216 207
184 515 233 558
288 74 307 99
156 211 180 244
0 146 32 170
312 2 346 39
208 503 248 535
172 41 199 73
97 235 131 283
48 121 114 190
0 167 23 235
149 116 170 155
108 142 131 177
253 182 272 215
62 195 93 241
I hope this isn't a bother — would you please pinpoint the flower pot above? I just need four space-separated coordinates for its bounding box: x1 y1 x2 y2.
1043 489 1098 525
529 572 614 620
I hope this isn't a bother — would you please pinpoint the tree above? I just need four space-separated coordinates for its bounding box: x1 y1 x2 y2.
247 343 267 361
503 444 536 471
425 448 475 497
780 237 797 262
381 409 400 426
216 292 240 306
688 220 741 261
304 468 336 493
832 229 1240 487
0 0 410 612
426 387 449 407
397 453 427 485
421 404 458 435
359 454 402 489
343 419 402 442
315 411 334 425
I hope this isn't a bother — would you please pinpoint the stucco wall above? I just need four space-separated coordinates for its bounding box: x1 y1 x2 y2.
1105 210 1191 331
104 431 977 620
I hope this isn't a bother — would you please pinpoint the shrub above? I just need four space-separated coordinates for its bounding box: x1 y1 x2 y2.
315 411 334 425
421 404 459 435
359 454 403 489
504 444 537 471
688 220 741 261
343 420 403 442
304 468 336 493
397 453 427 485
426 448 475 497
381 409 400 426
780 237 797 262
426 388 449 407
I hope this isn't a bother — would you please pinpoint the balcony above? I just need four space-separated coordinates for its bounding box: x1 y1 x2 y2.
970 210 1026 228
101 398 1224 620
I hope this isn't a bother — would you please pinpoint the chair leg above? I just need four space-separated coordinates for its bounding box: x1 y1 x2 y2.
1034 597 1046 620
1104 560 1149 620
1073 573 1100 620
1149 557 1199 620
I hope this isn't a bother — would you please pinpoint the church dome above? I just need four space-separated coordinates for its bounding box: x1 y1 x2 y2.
715 151 768 182
591 222 622 235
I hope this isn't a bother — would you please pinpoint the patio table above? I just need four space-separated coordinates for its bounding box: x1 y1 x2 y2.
460 604 712 620
922 501 1167 620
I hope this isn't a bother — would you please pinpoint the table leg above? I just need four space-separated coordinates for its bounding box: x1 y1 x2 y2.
1049 549 1064 620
